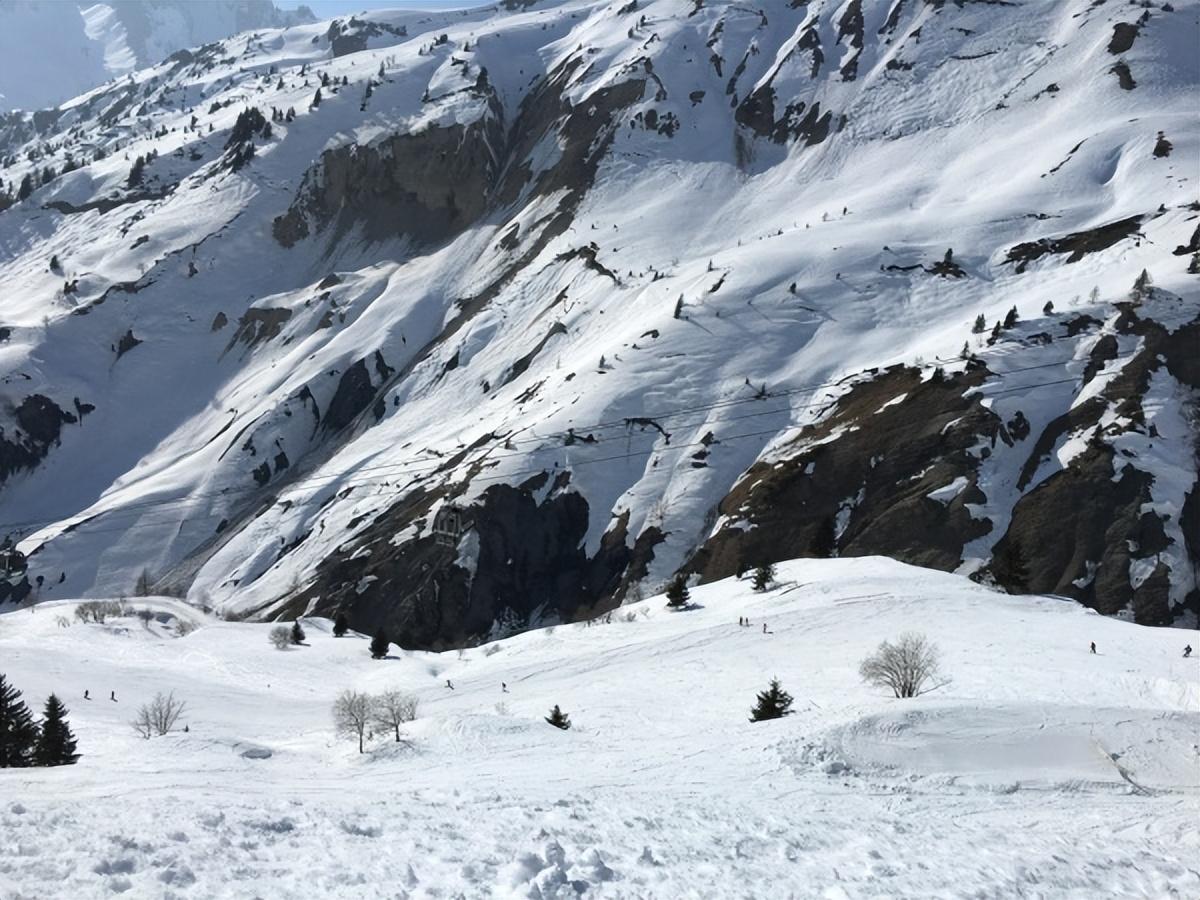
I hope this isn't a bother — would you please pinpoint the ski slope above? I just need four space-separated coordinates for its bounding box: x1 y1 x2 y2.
1 558 1197 898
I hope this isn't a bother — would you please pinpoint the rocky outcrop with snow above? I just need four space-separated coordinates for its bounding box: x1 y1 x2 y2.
0 0 1196 643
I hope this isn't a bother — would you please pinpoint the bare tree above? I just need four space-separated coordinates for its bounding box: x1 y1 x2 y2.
333 690 374 753
859 632 941 698
268 625 292 650
131 692 187 739
372 690 417 743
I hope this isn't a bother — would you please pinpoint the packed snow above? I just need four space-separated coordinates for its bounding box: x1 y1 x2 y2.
1 558 1197 897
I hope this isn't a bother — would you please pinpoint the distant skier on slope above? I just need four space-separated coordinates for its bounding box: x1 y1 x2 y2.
446 679 454 690
1089 642 1096 655
1184 645 1193 658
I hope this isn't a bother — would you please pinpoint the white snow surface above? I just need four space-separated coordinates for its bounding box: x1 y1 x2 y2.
0 558 1197 898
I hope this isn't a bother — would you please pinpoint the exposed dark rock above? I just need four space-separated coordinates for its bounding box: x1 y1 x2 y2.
1109 60 1136 90
1107 23 1139 55
115 329 142 359
0 394 79 485
1005 216 1142 272
224 307 292 353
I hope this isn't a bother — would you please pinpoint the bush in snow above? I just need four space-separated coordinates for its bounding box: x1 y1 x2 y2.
665 575 690 609
859 632 941 698
372 689 418 743
290 621 306 645
333 690 373 753
752 564 775 592
332 611 349 637
131 692 187 739
369 627 390 659
269 626 292 650
749 678 793 722
545 705 571 730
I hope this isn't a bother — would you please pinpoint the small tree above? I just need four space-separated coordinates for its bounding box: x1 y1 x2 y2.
34 694 77 766
0 674 39 767
134 568 152 596
332 611 349 637
971 313 986 334
290 621 306 645
665 575 690 609
369 627 390 659
1042 300 1054 315
1130 268 1152 301
131 692 187 738
372 689 417 742
269 625 292 650
749 678 793 722
545 705 571 730
333 690 373 753
752 563 775 592
1003 306 1018 328
310 88 322 109
859 633 940 698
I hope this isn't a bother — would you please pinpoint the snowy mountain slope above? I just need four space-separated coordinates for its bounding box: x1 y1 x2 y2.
0 0 315 112
0 558 1197 897
0 0 1196 644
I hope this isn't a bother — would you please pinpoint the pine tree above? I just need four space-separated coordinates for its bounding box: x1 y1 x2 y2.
1130 269 1152 301
992 541 1030 593
972 313 986 334
17 173 33 201
310 88 322 109
1042 300 1054 315
369 626 389 659
665 575 690 609
333 611 349 637
545 705 571 730
290 621 306 645
752 563 775 592
0 674 39 768
1003 306 1018 328
34 694 77 766
810 517 837 558
749 678 793 722
127 155 145 187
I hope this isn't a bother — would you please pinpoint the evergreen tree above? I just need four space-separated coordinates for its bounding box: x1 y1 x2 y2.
17 173 33 201
0 674 39 768
749 678 794 722
34 694 77 766
971 313 987 334
290 621 306 645
665 575 690 609
1003 305 1018 328
127 155 145 187
310 89 323 109
369 626 389 659
1130 268 1152 301
752 563 775 592
810 517 837 559
992 541 1030 593
1042 300 1054 315
333 611 349 637
545 705 571 730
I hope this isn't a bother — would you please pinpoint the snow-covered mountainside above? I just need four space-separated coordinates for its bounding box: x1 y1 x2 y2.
0 1 315 112
1 559 1197 896
0 0 1197 645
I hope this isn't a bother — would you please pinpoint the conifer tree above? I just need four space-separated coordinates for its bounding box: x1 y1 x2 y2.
369 626 389 659
665 575 690 609
749 678 794 722
752 563 775 592
0 674 39 768
34 694 77 766
290 621 306 645
310 89 323 109
971 313 986 334
545 705 571 730
333 611 349 637
1003 305 1018 328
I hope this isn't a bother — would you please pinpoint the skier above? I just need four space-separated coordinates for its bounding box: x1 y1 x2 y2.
762 623 767 634
1184 645 1193 658
501 682 508 693
446 679 454 690
1089 642 1096 655
110 690 117 701
83 689 89 700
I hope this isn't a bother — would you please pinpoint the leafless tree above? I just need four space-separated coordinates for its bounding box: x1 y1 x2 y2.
268 625 292 650
131 691 187 739
859 632 942 698
333 690 374 753
372 690 418 743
